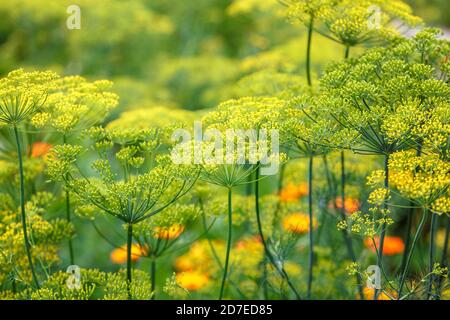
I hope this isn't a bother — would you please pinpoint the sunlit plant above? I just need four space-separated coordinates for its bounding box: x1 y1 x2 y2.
46 127 199 298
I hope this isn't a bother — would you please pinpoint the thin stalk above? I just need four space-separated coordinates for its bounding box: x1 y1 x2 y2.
340 47 363 299
399 146 422 281
344 45 350 59
255 167 301 299
14 125 40 289
426 213 437 299
436 217 450 298
200 206 247 299
65 190 74 264
399 207 414 275
219 188 233 300
306 15 314 87
307 155 314 299
126 223 133 300
324 155 364 299
63 135 75 265
398 210 428 298
375 154 389 299
262 262 269 299
246 172 253 196
151 257 156 300
278 162 287 194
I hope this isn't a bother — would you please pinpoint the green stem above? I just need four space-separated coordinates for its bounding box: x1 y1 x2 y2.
375 154 389 299
338 47 363 299
426 213 437 299
399 146 422 283
151 257 156 300
200 205 247 299
306 15 314 87
14 125 40 289
436 217 450 298
334 153 364 299
344 45 350 59
255 167 301 299
278 162 287 194
399 206 414 275
219 188 233 300
398 210 428 299
245 172 253 196
65 190 74 265
63 135 75 265
126 223 133 300
307 155 314 299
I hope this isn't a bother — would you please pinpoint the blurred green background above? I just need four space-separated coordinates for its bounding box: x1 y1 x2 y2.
0 0 447 294
0 0 446 116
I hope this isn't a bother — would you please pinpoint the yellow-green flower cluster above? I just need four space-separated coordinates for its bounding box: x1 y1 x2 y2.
319 29 450 155
46 135 199 224
389 150 450 213
0 69 58 126
287 0 421 46
0 194 74 286
31 76 118 135
30 269 152 300
338 207 393 237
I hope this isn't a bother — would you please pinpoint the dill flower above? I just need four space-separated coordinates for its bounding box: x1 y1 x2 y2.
163 273 190 299
279 183 308 202
320 29 450 155
31 76 119 136
30 269 153 300
287 0 421 47
46 131 199 297
282 212 318 234
364 236 405 255
389 151 450 213
342 208 394 238
0 69 58 126
152 224 185 240
110 244 147 264
0 201 74 286
176 271 209 291
367 188 391 206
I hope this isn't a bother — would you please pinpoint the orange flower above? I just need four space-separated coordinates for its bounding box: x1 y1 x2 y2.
279 183 308 202
331 197 360 215
236 235 262 250
282 213 317 235
364 236 405 255
31 142 52 158
110 244 147 264
174 255 195 272
362 287 396 300
176 271 209 291
153 224 184 240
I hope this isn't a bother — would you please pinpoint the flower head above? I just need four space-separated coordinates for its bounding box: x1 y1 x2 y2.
176 271 209 291
0 69 58 126
279 183 308 202
110 244 147 264
153 224 185 240
282 212 317 234
364 236 405 255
